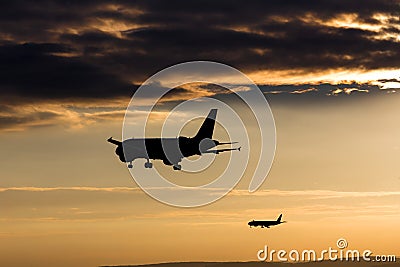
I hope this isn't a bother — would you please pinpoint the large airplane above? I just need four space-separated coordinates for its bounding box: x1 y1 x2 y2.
107 109 241 170
248 214 286 228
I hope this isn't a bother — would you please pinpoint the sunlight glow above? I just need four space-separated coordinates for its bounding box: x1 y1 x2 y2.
248 68 400 87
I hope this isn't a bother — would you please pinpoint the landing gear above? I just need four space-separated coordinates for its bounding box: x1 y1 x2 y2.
144 162 153 168
144 159 153 169
173 164 182 170
128 162 133 168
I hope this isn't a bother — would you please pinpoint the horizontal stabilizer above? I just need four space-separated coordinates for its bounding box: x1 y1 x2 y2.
202 147 241 154
216 141 238 145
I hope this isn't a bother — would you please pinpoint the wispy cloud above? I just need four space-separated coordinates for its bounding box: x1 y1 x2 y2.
2 187 399 199
230 189 400 199
1 187 399 223
0 99 127 131
0 186 139 193
291 88 318 94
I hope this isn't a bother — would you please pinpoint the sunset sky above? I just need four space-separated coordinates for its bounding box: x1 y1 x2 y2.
1 1 400 267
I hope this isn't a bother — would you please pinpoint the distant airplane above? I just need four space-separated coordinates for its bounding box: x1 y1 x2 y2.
108 109 241 170
248 214 286 228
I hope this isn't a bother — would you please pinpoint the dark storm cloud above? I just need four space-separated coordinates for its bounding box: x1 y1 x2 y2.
117 22 400 72
0 0 400 103
129 0 398 24
0 43 132 100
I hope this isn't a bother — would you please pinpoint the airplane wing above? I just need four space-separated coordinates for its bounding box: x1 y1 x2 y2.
202 147 241 154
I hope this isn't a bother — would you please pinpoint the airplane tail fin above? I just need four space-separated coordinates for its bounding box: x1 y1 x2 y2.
277 214 283 222
193 109 217 141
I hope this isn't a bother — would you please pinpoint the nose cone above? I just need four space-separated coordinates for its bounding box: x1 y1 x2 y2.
116 146 126 162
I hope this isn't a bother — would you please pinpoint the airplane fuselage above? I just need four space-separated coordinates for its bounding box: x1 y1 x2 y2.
116 137 216 165
248 220 280 228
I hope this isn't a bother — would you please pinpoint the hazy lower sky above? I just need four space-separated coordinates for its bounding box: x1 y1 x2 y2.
1 1 400 267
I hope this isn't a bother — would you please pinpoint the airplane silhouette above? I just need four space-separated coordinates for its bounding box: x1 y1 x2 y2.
248 214 286 228
107 109 241 170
